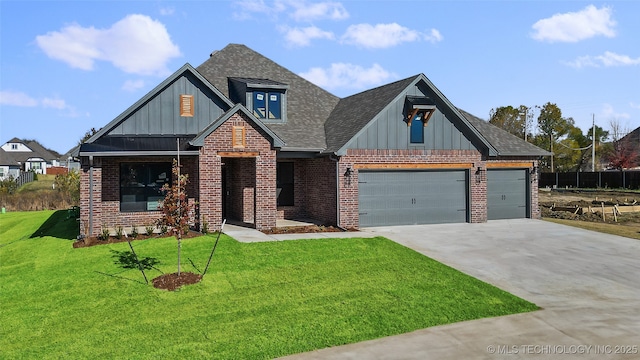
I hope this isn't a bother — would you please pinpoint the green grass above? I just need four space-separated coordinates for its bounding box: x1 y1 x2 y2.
1 211 538 359
16 174 56 193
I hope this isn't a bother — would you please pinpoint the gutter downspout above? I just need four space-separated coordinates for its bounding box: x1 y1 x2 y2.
329 154 341 229
89 155 94 237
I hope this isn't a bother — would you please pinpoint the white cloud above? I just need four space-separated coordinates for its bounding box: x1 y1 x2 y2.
122 79 146 92
233 0 347 21
285 0 348 21
341 23 442 49
41 97 68 110
564 51 640 68
531 5 616 43
299 63 396 90
0 91 39 107
280 26 334 47
159 7 175 16
601 103 630 120
35 14 182 76
630 102 640 110
0 90 81 116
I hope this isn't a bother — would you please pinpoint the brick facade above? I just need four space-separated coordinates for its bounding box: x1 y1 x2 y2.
334 149 540 229
198 112 277 231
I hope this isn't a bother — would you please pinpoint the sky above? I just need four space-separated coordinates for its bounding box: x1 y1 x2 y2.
1 0 639 154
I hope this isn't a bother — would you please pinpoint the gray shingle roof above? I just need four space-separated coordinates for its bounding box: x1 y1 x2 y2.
197 44 340 150
458 109 551 157
0 148 20 166
324 75 417 153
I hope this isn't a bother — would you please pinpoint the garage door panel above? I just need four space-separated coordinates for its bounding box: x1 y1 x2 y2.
487 169 528 220
359 170 468 227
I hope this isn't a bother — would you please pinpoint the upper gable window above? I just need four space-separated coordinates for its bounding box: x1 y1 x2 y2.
229 78 288 124
410 112 425 143
253 91 283 120
406 96 436 145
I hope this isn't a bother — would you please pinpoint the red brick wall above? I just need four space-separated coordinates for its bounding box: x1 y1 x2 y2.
337 149 484 229
276 157 337 225
334 150 541 229
199 112 276 230
79 156 199 236
47 167 68 176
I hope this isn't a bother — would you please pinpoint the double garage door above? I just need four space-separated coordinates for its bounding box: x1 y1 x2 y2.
358 170 468 227
358 168 529 227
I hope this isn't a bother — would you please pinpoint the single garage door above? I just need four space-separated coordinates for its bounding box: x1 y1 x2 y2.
358 170 468 227
487 169 528 220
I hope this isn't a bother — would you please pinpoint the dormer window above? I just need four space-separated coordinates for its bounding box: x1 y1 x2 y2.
229 77 289 123
253 91 282 120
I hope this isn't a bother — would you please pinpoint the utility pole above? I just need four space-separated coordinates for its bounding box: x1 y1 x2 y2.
592 114 596 172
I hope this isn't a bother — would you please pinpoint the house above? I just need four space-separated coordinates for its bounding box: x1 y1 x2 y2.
0 138 61 177
0 148 21 180
78 44 549 236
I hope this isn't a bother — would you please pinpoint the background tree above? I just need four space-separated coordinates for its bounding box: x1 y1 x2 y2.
489 106 524 138
604 120 639 170
78 127 99 145
536 102 574 172
54 170 80 205
585 125 609 171
156 159 193 275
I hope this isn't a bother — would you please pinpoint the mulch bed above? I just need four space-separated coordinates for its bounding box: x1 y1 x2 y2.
152 272 202 291
73 230 204 248
262 225 356 234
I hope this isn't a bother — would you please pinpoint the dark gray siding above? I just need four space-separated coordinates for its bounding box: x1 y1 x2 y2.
108 73 228 136
345 83 476 151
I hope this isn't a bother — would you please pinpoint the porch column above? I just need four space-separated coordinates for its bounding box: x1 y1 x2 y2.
199 151 223 231
254 151 277 230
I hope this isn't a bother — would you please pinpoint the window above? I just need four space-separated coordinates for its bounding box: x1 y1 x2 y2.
276 162 294 206
11 144 17 150
120 163 172 212
410 112 425 144
253 91 282 120
180 95 194 117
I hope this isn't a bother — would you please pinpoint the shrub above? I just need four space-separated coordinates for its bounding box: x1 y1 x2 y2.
145 224 154 236
201 220 209 234
115 226 123 240
99 225 110 241
0 176 18 195
54 170 80 206
131 225 138 239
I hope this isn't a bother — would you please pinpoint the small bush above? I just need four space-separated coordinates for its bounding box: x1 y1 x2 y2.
159 224 168 235
115 226 123 240
145 224 154 236
201 220 209 234
131 226 138 239
99 225 110 241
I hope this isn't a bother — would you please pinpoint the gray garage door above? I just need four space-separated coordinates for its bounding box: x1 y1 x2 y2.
358 170 468 227
487 169 528 220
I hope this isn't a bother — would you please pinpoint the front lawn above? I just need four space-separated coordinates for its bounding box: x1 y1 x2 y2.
1 211 537 359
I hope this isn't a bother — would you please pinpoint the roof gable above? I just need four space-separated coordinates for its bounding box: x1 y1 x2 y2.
86 63 233 144
326 74 497 155
197 44 339 150
190 103 285 148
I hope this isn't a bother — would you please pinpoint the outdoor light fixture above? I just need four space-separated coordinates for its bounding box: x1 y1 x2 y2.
475 166 484 184
531 165 539 183
344 167 353 186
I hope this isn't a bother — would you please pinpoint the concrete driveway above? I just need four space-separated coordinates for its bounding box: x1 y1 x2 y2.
281 219 640 359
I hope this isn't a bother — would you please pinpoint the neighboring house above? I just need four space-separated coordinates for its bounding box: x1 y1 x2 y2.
78 44 550 236
0 148 21 180
0 138 61 175
619 126 640 169
63 145 81 171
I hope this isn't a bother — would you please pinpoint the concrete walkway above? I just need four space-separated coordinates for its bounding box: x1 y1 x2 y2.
223 222 376 243
274 219 640 359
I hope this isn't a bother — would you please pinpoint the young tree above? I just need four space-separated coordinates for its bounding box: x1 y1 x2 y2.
156 159 193 275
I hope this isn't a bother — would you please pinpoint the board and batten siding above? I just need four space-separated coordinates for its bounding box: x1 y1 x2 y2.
346 83 477 151
108 73 229 136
